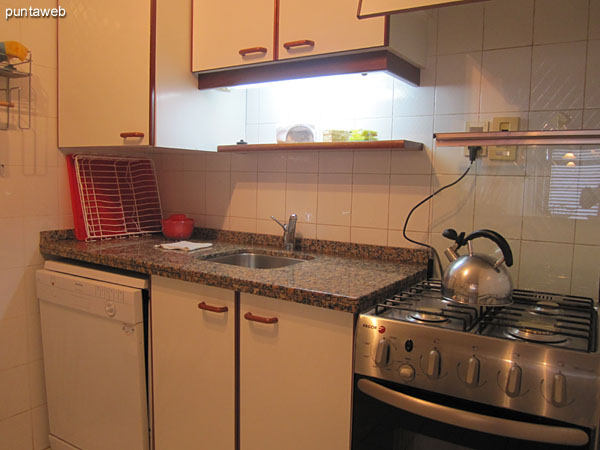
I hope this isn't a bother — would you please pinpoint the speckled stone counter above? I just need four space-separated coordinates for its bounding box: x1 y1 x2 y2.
40 229 428 313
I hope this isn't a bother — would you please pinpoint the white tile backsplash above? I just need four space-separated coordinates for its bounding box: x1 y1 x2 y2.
483 0 533 50
585 40 600 109
519 241 574 293
437 3 484 55
530 42 587 111
435 52 482 115
473 176 524 239
533 0 589 45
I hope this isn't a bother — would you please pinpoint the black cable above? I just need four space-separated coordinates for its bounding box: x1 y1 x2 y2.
402 147 479 277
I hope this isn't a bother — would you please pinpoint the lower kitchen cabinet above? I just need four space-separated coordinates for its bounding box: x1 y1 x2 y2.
151 276 354 449
240 293 354 450
152 276 235 450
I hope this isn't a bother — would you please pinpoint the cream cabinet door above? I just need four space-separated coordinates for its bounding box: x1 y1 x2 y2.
58 0 150 147
278 0 386 60
192 0 275 72
152 276 235 450
240 293 354 450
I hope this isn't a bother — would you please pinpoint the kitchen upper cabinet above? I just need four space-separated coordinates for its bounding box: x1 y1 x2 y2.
192 0 276 72
358 0 489 18
152 277 235 450
58 0 151 147
240 292 354 450
192 0 429 86
278 0 386 60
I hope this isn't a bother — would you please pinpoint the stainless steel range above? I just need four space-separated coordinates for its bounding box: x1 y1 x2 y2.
353 280 600 450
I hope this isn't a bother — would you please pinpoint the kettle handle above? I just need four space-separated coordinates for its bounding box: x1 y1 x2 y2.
464 229 513 267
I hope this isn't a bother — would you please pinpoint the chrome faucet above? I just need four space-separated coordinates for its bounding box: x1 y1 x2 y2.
271 214 297 251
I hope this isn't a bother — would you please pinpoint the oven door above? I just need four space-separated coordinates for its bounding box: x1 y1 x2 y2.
352 375 595 450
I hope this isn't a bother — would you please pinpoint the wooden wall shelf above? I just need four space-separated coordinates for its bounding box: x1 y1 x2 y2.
217 139 423 152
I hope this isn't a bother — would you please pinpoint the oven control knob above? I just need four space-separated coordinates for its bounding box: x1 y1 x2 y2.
465 356 480 387
505 364 522 397
374 339 391 366
552 373 567 406
398 364 415 381
426 349 441 378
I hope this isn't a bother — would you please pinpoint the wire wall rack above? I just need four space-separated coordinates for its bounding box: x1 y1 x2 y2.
0 51 32 130
67 155 163 241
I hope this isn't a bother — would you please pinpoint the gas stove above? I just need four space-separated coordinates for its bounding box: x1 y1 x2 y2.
354 279 600 439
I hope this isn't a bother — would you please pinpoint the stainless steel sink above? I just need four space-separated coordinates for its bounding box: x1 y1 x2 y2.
205 252 306 269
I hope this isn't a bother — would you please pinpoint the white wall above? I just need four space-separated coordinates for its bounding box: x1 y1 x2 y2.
0 1 69 448
157 0 600 300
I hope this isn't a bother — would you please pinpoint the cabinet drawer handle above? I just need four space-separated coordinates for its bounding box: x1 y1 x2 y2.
239 46 268 56
0 101 15 108
244 312 278 324
120 132 144 138
283 39 315 50
198 301 228 313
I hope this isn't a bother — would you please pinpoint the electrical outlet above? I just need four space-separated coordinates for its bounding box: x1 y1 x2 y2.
489 117 519 161
463 121 488 158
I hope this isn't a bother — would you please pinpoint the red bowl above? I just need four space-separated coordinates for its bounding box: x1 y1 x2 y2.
161 214 194 239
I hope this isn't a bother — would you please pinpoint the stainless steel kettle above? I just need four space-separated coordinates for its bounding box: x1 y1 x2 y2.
441 228 514 306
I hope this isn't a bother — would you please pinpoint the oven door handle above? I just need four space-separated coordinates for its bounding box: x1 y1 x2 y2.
357 379 589 446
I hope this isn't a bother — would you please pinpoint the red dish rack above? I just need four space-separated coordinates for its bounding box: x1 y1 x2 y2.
66 154 163 241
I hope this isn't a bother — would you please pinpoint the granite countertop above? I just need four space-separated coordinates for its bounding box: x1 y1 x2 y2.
40 229 429 313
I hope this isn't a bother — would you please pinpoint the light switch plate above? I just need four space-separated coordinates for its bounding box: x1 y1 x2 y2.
463 121 488 158
489 117 520 161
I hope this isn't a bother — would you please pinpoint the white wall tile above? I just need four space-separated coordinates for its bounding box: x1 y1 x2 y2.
388 230 429 249
432 114 479 174
351 174 390 229
431 174 476 233
181 171 205 215
353 150 391 174
483 0 533 50
530 42 587 111
246 88 259 124
393 56 436 117
575 216 600 246
583 109 600 128
435 52 482 115
0 316 28 370
533 0 589 45
228 172 257 218
256 219 282 236
0 365 30 420
437 3 484 54
229 217 257 233
522 176 576 242
318 151 353 174
591 0 600 39
285 173 317 223
351 227 388 246
205 152 231 171
295 222 316 239
317 174 352 226
26 313 42 362
0 218 25 269
388 174 431 232
205 172 230 217
257 151 286 172
0 411 32 450
571 245 600 300
316 224 350 243
286 152 318 173
519 241 573 294
474 176 524 239
230 153 258 172
528 110 582 131
31 405 49 450
257 172 286 221
0 268 27 320
585 40 600 108
480 47 532 113
391 116 434 175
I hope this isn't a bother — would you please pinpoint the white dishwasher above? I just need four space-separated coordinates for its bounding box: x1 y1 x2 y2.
37 260 150 450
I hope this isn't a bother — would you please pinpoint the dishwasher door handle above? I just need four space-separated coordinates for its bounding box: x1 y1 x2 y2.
357 378 589 447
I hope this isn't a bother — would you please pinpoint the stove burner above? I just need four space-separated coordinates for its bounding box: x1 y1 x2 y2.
507 324 568 344
408 309 448 323
532 301 561 316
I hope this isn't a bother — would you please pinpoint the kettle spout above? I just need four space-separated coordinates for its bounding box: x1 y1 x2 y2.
444 245 459 262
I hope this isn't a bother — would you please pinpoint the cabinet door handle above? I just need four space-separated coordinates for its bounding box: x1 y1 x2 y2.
239 46 268 56
0 101 15 108
283 39 315 50
198 301 228 313
244 312 278 324
120 132 145 138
